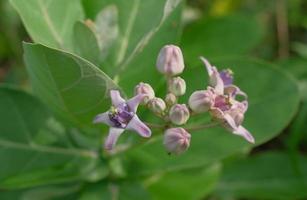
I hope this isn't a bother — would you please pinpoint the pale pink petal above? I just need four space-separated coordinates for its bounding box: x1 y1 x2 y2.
233 126 255 144
200 56 214 76
200 57 224 94
104 128 125 150
110 90 125 107
225 85 247 100
223 113 238 130
126 115 151 137
93 112 112 126
127 94 145 113
211 70 224 95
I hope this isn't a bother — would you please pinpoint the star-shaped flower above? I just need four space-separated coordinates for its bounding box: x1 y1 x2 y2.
198 57 255 143
93 90 151 150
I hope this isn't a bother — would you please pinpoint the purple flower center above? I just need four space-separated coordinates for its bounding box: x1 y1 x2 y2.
108 103 134 128
214 95 231 111
219 69 233 86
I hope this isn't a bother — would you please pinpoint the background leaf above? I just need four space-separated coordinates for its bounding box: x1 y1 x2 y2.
0 87 98 189
181 14 263 66
215 152 307 200
23 43 119 130
146 163 221 200
10 0 84 51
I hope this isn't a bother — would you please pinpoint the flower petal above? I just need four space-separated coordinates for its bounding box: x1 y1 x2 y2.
126 115 151 137
93 112 112 126
225 85 247 100
200 56 214 76
233 126 255 144
110 90 125 107
104 128 125 150
127 94 145 113
223 113 238 130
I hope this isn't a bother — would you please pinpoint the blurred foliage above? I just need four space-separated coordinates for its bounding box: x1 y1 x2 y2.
0 0 307 199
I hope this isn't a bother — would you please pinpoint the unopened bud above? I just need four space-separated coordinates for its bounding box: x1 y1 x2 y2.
168 77 186 96
148 97 166 114
134 82 155 104
165 93 177 106
169 104 190 125
164 128 191 155
156 45 185 76
188 90 215 113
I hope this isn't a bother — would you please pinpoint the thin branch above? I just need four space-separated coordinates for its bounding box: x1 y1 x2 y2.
276 0 289 59
185 122 219 132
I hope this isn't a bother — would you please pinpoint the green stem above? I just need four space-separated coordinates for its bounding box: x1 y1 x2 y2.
185 122 219 132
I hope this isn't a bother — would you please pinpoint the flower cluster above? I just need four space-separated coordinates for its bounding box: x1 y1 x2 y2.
94 44 254 155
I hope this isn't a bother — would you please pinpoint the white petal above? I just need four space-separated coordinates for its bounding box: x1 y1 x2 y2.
104 128 125 150
211 70 224 95
93 112 112 126
126 115 151 137
233 126 255 144
127 94 145 113
110 90 125 107
200 56 213 76
223 113 238 130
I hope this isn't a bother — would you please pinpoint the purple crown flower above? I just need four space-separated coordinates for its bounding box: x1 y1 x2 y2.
94 90 151 150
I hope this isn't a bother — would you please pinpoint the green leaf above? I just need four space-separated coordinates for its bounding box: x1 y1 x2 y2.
79 181 151 200
181 14 263 66
23 43 120 129
146 163 221 200
0 183 81 200
80 0 183 93
73 21 101 66
123 58 300 175
215 152 307 200
10 0 84 51
0 87 98 189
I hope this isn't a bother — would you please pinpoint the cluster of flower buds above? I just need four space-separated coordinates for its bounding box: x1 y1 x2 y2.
93 44 254 156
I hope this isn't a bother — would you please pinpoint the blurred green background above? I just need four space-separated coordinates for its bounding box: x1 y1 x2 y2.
0 0 307 199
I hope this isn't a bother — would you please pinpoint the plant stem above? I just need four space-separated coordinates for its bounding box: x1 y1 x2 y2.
145 122 166 129
185 122 219 132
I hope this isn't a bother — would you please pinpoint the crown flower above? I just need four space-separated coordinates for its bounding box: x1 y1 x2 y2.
94 90 151 150
93 45 254 154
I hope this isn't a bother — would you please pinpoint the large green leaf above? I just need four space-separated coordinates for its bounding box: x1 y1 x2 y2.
10 0 84 51
181 14 263 66
215 152 307 200
0 87 98 189
79 181 151 200
23 43 119 129
146 163 221 200
122 58 299 175
81 0 183 91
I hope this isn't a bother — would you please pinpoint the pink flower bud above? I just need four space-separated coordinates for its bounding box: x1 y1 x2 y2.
156 45 185 76
148 97 166 114
165 93 177 106
188 89 215 113
169 104 190 125
168 77 186 96
164 128 191 155
134 82 155 104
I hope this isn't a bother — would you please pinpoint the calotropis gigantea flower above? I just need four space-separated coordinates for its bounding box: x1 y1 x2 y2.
156 45 185 76
93 90 151 150
164 128 191 155
190 57 255 143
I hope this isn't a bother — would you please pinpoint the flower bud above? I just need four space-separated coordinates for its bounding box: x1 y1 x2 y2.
168 77 186 96
164 128 191 155
188 90 215 113
156 45 184 76
165 93 177 106
169 104 190 125
134 82 155 104
148 97 166 114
